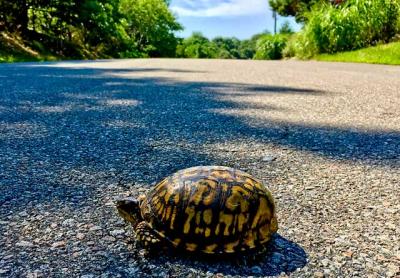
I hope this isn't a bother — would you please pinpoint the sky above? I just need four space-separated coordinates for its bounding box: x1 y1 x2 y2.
170 0 302 40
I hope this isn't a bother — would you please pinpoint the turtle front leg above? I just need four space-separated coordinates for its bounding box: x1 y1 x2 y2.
134 221 163 253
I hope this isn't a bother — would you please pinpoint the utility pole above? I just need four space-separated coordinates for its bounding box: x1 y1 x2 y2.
273 10 277 34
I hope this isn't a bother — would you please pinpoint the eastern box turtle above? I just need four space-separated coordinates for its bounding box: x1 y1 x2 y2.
116 166 278 255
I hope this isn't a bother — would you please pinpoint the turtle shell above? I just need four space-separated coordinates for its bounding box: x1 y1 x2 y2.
139 166 278 254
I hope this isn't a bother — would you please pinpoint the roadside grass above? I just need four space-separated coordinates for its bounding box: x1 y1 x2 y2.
314 42 400 65
0 49 58 63
0 32 59 63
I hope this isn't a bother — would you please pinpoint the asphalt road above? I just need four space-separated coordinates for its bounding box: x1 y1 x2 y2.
0 59 399 277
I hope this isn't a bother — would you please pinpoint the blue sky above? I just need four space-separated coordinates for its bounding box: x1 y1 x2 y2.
170 0 302 40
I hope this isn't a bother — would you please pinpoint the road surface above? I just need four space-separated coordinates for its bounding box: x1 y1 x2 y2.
0 59 399 277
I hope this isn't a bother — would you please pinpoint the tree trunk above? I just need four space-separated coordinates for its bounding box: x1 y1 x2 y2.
18 0 29 34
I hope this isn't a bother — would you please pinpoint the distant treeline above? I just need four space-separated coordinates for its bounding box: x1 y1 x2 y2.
176 22 293 60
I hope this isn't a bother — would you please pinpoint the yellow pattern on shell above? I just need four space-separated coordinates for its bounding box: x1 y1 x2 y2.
215 223 220 236
142 166 277 255
195 227 204 234
204 244 218 254
202 180 217 206
195 211 201 225
172 238 181 246
173 194 179 204
186 243 197 251
219 211 234 236
251 197 271 229
164 206 171 221
202 209 213 225
224 240 240 253
183 206 195 234
243 230 257 249
169 207 177 230
190 183 208 205
237 213 248 232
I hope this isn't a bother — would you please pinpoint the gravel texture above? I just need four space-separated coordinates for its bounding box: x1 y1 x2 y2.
0 59 399 277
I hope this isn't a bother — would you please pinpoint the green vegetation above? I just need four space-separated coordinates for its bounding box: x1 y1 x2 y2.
0 33 57 62
315 42 400 65
296 0 399 57
281 0 400 59
254 34 289 60
176 32 269 59
0 0 296 62
269 0 323 21
0 0 182 60
1 0 399 64
119 0 182 57
175 22 294 60
176 32 218 59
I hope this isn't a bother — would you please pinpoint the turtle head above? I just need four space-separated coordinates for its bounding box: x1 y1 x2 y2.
116 197 143 227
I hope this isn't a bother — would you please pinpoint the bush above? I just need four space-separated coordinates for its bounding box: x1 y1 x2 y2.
176 32 218 58
253 34 289 60
282 34 300 58
176 32 269 59
294 0 400 58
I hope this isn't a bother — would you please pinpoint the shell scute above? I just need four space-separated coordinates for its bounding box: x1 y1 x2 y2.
140 166 278 254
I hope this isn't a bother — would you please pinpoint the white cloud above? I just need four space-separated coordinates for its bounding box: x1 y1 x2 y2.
171 0 270 17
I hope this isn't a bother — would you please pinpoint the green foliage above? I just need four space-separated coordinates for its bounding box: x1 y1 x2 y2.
236 33 270 59
282 34 300 57
279 21 294 34
238 39 256 59
315 42 400 65
253 34 289 60
0 0 181 59
0 32 58 62
292 0 400 58
176 32 265 59
119 0 182 57
269 0 328 21
176 32 217 58
212 37 241 59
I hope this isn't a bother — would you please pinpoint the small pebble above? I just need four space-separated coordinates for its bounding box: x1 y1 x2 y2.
262 155 277 162
16 241 34 248
76 233 85 240
51 241 66 248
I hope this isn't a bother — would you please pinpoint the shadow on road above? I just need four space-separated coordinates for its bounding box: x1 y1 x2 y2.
1 61 399 207
0 61 398 275
141 233 307 277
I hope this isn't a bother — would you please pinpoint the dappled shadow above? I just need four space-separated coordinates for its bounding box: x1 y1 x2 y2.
1 61 398 276
208 84 326 95
0 63 399 208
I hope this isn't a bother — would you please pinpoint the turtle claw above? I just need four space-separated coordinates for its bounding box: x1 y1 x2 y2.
135 221 162 252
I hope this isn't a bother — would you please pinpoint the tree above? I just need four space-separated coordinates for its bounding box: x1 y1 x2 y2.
279 20 294 34
176 32 218 58
254 34 288 60
0 0 182 58
211 37 241 58
0 0 29 33
238 40 255 59
269 0 326 20
119 0 182 57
